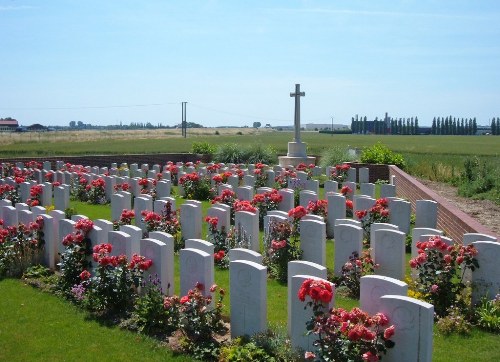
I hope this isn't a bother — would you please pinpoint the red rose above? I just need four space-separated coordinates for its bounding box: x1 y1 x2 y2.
384 325 395 339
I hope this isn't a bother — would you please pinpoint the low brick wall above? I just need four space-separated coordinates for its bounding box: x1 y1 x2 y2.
389 165 499 242
345 162 390 183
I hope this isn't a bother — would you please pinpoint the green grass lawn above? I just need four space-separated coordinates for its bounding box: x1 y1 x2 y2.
1 167 499 360
0 278 195 362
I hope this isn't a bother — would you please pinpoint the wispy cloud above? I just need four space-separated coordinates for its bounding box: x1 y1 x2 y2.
264 7 491 21
0 5 37 11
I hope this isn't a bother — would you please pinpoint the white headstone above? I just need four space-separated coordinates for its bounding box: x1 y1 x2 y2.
111 193 126 221
342 181 356 200
39 214 56 269
346 167 357 182
156 180 171 198
358 167 369 184
134 196 153 231
180 248 214 298
278 189 294 212
389 199 411 234
93 219 114 243
299 190 318 208
290 275 334 351
54 186 70 212
353 195 376 213
333 224 363 276
463 233 497 246
243 175 255 188
58 219 76 256
300 219 326 266
185 238 214 255
180 203 202 240
379 296 434 362
18 209 34 225
107 231 132 257
324 180 339 194
228 248 263 264
148 231 175 295
2 206 18 226
326 193 346 238
119 225 142 256
305 179 319 194
206 206 230 232
415 200 438 229
370 223 399 249
360 275 408 316
235 186 254 201
373 229 406 281
235 210 260 252
411 228 443 259
230 260 267 338
359 183 375 198
140 237 172 294
471 241 500 304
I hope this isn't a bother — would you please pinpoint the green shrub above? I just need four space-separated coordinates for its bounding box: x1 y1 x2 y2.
360 142 406 169
219 338 275 362
129 276 177 336
319 145 356 168
436 306 473 336
476 296 500 333
251 325 302 362
192 141 217 155
458 157 499 201
214 143 276 164
214 143 245 163
242 144 277 165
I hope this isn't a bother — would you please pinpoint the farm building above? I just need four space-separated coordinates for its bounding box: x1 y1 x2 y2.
0 118 19 132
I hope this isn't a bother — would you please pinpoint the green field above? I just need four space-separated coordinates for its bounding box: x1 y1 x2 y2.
1 130 499 156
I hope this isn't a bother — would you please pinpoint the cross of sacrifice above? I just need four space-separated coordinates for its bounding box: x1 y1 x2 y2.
290 84 305 143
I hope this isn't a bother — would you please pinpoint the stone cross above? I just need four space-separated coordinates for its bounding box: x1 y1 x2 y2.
290 84 305 142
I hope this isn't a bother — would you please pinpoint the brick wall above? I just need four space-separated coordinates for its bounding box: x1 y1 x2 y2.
345 162 390 183
389 165 499 242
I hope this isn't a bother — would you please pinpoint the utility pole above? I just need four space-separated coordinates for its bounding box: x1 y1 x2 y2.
331 116 334 135
181 102 187 138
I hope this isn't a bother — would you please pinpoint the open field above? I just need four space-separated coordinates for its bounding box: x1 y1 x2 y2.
0 129 499 157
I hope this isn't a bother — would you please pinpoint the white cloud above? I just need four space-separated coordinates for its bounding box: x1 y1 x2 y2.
0 5 37 11
263 7 491 21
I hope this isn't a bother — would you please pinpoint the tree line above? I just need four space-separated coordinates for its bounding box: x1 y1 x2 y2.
351 116 419 135
490 117 500 135
431 117 477 135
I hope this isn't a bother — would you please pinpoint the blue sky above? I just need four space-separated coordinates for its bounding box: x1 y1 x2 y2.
1 0 499 127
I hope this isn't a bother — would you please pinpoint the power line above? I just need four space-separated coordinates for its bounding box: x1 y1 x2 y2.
1 101 334 124
0 102 180 110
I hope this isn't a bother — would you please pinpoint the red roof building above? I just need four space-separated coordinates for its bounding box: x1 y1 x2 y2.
0 118 19 131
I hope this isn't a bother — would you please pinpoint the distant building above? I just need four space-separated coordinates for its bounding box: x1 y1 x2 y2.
0 118 19 132
305 123 349 131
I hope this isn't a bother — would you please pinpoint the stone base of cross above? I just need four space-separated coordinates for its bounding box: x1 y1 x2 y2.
286 141 307 157
279 140 315 167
